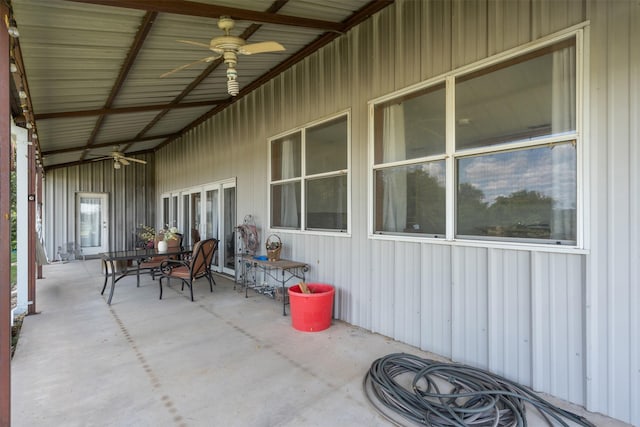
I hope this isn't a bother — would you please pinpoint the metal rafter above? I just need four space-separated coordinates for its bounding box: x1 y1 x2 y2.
42 132 180 156
80 11 158 160
66 0 343 31
126 0 291 147
34 100 224 120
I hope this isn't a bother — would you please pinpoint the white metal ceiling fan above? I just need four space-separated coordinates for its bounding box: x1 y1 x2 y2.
161 16 285 96
91 150 147 169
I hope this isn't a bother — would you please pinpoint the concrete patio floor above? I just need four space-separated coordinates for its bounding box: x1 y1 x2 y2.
11 259 629 427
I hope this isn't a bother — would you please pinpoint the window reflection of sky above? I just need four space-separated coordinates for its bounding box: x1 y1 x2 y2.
458 143 576 208
418 162 446 184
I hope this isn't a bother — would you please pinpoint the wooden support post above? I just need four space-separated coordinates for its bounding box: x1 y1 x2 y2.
0 2 12 425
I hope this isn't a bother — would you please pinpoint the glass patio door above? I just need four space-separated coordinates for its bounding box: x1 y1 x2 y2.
201 179 236 275
221 182 236 275
180 190 202 246
76 192 109 255
204 187 219 268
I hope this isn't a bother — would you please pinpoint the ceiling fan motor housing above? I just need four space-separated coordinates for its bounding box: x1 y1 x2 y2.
209 35 245 52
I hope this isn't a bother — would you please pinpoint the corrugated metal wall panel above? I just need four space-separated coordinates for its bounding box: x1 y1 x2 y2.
629 2 640 423
451 246 489 368
44 153 155 258
393 241 422 347
420 0 452 79
585 0 639 423
369 239 395 338
452 0 489 68
531 252 584 404
532 0 586 39
420 243 452 358
487 249 532 386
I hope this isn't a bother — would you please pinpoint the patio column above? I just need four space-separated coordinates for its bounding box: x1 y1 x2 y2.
0 1 12 424
12 123 29 315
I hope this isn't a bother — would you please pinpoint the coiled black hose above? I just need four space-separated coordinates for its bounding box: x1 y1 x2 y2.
363 353 596 427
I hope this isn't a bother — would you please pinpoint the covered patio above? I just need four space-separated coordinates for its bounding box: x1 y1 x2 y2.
11 260 628 426
3 1 639 426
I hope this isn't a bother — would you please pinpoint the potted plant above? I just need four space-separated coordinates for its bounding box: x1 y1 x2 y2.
157 226 179 252
137 224 156 249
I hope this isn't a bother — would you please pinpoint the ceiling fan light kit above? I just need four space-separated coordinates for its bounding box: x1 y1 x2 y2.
91 148 147 169
163 16 285 97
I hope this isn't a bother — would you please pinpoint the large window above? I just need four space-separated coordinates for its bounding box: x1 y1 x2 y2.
372 35 579 245
270 113 349 232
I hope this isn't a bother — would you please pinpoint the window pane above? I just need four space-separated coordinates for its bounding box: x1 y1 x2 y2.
271 132 301 180
306 175 347 230
271 182 301 228
456 40 576 149
374 161 446 235
306 116 347 175
374 84 446 164
456 142 576 243
162 197 169 228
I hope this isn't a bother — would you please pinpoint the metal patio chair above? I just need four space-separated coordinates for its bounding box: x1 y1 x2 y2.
158 238 218 301
138 233 183 280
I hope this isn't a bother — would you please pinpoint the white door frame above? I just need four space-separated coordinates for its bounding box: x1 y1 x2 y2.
166 178 236 275
76 192 109 255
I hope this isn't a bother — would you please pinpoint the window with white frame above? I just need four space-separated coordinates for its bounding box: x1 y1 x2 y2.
372 36 578 245
270 113 349 232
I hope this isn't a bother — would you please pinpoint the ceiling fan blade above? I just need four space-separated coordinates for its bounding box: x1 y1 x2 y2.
177 39 211 49
119 158 130 166
121 157 147 165
239 41 285 55
90 156 111 162
160 55 220 78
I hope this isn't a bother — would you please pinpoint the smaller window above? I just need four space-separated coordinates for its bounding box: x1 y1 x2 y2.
269 113 350 232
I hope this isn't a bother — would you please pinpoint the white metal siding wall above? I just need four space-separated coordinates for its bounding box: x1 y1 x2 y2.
586 0 639 423
152 1 638 424
44 154 155 258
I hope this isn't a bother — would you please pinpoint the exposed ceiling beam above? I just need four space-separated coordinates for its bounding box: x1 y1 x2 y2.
43 147 154 171
66 0 344 31
34 100 224 120
41 133 179 156
81 11 157 159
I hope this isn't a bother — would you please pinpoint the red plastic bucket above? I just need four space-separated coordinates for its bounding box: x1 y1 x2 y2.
288 283 335 332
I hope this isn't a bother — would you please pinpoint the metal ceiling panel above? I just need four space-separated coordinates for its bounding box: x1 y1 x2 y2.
37 116 99 151
143 106 215 136
280 0 373 21
95 110 167 143
10 0 394 169
113 12 227 107
41 151 87 168
120 138 167 153
12 0 146 114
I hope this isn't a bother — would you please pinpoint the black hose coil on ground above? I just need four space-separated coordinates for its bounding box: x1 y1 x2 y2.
363 353 596 427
